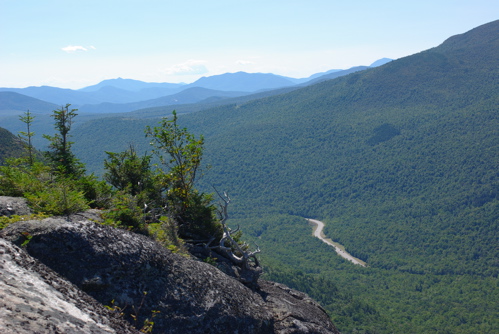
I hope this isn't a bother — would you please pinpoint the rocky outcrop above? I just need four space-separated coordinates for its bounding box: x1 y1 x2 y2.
0 238 139 334
1 213 339 334
258 280 337 334
0 196 31 217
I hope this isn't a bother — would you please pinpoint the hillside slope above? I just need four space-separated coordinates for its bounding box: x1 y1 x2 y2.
77 87 250 114
0 92 58 116
0 127 25 165
69 20 499 333
193 19 499 275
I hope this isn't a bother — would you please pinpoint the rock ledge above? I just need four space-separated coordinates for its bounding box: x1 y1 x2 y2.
1 214 339 334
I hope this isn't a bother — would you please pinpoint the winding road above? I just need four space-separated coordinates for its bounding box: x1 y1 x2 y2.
307 219 367 267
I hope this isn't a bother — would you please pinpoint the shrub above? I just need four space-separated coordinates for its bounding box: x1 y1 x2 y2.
75 174 114 209
24 180 89 216
0 159 51 197
102 191 147 231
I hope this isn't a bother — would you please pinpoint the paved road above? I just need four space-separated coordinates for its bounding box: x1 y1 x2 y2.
307 218 366 267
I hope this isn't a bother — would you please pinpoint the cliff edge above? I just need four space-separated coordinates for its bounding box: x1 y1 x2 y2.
0 211 339 333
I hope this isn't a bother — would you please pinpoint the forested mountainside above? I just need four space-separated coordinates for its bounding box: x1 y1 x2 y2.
0 127 25 165
14 19 499 333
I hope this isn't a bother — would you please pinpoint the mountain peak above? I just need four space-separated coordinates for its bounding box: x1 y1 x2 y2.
189 72 296 92
369 58 393 67
79 78 185 93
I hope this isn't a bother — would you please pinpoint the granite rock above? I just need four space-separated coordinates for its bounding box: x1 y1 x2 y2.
0 238 139 334
0 196 31 217
1 214 339 334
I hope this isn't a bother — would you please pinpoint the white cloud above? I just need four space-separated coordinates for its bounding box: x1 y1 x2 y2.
61 45 94 53
163 60 208 75
236 60 255 65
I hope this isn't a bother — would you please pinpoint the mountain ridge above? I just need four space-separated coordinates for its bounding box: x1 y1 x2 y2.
0 59 390 110
77 87 251 114
78 77 185 92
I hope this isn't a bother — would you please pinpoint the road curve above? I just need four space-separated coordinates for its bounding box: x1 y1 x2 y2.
307 218 367 267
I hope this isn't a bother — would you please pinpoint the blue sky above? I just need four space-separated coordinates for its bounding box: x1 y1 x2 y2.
1 0 497 89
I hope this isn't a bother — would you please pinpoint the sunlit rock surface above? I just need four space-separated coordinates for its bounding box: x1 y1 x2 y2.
0 238 139 334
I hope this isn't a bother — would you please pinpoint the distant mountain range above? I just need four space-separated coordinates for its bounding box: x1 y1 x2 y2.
0 58 392 115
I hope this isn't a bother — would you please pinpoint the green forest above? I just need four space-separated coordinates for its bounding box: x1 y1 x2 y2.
1 20 498 333
0 127 25 165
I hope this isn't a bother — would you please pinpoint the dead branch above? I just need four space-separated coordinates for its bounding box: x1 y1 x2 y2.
212 188 261 270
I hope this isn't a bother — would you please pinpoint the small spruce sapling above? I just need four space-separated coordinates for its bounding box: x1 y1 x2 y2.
18 110 36 165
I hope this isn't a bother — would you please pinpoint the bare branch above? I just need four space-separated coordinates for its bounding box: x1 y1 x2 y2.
211 189 261 270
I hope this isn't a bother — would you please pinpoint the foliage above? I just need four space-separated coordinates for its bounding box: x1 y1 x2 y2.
144 111 218 238
1 110 110 216
145 111 203 196
175 190 219 238
75 173 114 209
203 256 218 266
24 179 90 216
0 157 108 216
103 145 155 197
0 158 51 197
101 191 147 231
147 218 186 254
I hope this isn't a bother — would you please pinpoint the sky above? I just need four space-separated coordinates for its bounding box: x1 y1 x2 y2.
1 0 497 89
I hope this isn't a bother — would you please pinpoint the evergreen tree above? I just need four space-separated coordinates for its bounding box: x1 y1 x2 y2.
43 104 85 178
18 110 35 165
103 145 154 196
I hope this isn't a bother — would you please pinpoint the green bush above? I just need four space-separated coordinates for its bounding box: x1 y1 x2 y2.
75 174 114 209
0 159 50 197
176 191 220 239
102 191 147 231
24 180 89 216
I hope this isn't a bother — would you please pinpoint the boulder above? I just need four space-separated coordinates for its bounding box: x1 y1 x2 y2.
0 196 31 217
1 215 340 334
0 238 139 334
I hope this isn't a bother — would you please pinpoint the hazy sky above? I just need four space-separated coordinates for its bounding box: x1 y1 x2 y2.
1 0 497 89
